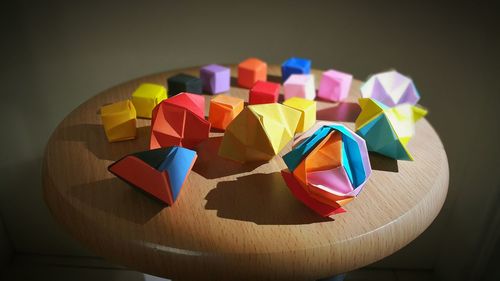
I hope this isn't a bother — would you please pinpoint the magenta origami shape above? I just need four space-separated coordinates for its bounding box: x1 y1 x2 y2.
361 70 420 107
318 69 353 102
200 64 231 94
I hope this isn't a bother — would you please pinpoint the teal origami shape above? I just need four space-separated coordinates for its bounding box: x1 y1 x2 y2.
355 98 427 160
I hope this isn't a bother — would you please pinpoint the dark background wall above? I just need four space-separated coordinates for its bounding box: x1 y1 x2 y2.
1 1 499 280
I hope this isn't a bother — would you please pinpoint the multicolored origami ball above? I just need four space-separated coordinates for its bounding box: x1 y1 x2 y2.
282 122 372 217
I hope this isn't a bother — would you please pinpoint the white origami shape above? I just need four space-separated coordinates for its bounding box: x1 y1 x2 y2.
361 70 420 107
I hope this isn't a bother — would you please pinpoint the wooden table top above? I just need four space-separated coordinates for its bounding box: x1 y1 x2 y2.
42 65 449 281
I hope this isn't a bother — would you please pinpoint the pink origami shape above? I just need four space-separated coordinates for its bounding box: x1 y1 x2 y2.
318 69 353 102
283 74 315 100
150 92 210 149
361 70 420 107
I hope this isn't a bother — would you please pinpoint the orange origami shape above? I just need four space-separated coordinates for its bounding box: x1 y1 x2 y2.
237 58 267 89
209 95 244 130
150 93 210 150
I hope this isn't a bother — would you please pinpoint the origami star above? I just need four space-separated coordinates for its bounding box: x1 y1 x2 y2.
218 103 301 163
361 70 420 107
282 122 371 217
355 98 427 160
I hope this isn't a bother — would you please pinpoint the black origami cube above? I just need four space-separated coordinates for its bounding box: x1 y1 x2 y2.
167 73 202 97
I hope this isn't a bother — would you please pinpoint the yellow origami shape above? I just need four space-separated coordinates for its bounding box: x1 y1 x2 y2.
131 83 167 118
355 98 427 160
100 100 137 142
219 103 301 163
283 97 316 133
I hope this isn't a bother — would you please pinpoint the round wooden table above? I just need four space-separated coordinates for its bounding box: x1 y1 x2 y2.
42 65 449 281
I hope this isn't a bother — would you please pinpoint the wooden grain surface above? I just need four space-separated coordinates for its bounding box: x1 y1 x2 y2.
42 65 449 281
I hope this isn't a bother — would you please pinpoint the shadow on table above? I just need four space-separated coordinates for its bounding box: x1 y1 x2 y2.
369 152 399 172
205 172 333 225
59 123 151 161
316 102 361 123
193 136 265 179
70 177 165 225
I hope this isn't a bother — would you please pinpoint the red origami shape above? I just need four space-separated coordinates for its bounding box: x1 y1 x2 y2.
150 92 210 149
249 81 280 105
281 169 346 217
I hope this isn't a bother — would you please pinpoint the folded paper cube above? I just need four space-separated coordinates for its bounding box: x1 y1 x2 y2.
131 83 167 118
162 92 205 119
150 97 210 150
283 74 315 100
281 57 311 82
282 123 371 217
209 95 244 130
318 69 353 102
238 58 267 89
167 73 202 97
283 97 316 133
108 146 197 205
219 103 301 163
355 98 428 160
361 70 420 107
249 81 280 105
200 64 231 94
100 100 137 142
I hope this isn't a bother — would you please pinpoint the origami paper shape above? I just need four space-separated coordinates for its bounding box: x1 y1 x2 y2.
281 57 311 82
283 97 316 133
282 123 371 216
355 98 428 160
219 103 301 163
167 73 202 97
283 74 315 100
200 64 231 94
131 83 167 118
162 92 205 119
318 69 353 102
108 146 197 205
249 81 280 104
209 95 244 130
150 94 210 150
100 100 137 142
361 70 420 107
238 58 267 89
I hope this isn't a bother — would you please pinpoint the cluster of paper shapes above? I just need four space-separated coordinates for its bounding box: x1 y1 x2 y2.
108 146 197 205
355 98 427 160
150 92 210 150
361 70 420 107
281 123 372 217
218 103 301 163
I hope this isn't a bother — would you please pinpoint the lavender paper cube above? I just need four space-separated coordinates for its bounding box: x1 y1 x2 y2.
318 69 353 102
283 74 315 100
360 70 420 107
200 64 230 94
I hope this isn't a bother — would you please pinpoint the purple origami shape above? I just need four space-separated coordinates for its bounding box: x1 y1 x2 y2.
318 69 353 102
200 64 231 94
361 70 420 107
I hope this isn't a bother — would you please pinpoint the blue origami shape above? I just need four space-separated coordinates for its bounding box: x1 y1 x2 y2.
283 124 371 189
281 57 311 82
108 146 197 205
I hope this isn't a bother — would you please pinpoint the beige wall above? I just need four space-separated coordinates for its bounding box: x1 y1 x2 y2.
1 0 498 279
